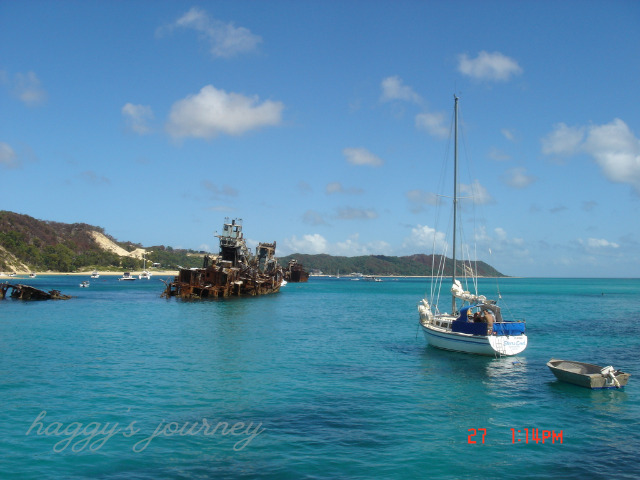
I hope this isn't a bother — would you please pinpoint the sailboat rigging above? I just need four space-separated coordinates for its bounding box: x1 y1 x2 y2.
417 95 527 356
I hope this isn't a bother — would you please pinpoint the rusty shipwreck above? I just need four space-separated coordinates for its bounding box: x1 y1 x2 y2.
284 259 309 283
162 218 284 299
1 283 71 300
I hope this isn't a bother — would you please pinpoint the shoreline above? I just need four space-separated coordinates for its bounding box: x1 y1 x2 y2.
0 270 179 277
2 272 509 279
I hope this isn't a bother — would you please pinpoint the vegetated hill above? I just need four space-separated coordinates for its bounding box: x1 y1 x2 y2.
0 211 202 272
278 253 505 277
0 211 506 276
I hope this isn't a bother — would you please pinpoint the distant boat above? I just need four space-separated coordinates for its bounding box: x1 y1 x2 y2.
417 96 527 357
547 359 630 389
79 281 90 288
119 272 136 281
139 253 152 280
29 273 37 278
91 270 100 279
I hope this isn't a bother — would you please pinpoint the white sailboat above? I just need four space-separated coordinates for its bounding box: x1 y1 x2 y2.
139 253 152 280
417 96 527 357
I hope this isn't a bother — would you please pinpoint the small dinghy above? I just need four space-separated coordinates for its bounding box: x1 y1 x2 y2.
547 359 630 389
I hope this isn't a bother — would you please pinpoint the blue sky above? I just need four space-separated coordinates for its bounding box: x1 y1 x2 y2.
1 1 639 277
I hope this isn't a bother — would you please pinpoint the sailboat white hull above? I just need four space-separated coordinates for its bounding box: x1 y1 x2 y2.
421 323 527 356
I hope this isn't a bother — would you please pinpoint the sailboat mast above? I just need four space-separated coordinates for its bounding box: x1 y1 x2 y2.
451 95 459 314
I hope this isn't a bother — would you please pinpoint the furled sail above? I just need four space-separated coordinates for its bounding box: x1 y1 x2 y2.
451 280 487 304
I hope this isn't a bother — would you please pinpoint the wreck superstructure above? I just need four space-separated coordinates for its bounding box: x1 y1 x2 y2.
162 218 284 299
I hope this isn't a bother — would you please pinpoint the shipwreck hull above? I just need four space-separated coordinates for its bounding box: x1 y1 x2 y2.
164 265 283 299
1 283 71 300
284 259 309 283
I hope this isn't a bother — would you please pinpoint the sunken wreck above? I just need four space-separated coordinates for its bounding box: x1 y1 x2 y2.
1 283 71 300
162 218 284 299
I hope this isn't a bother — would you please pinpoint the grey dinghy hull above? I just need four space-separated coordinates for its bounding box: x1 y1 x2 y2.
547 359 630 389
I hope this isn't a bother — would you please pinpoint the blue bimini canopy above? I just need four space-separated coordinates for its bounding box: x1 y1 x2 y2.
493 322 525 335
453 304 525 336
452 305 489 335
455 305 480 322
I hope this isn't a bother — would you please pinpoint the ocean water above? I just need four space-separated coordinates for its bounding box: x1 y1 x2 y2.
1 275 639 479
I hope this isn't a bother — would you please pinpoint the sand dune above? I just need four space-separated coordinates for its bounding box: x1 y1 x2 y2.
90 231 146 259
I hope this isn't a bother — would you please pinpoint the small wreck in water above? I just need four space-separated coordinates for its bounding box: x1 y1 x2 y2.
284 259 309 283
1 283 71 300
162 218 284 299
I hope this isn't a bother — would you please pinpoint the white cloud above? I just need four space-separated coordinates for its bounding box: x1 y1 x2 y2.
501 128 516 141
541 123 585 156
166 85 284 139
415 111 449 138
163 7 262 58
583 119 640 193
402 224 448 253
502 167 537 188
542 119 640 193
334 234 392 256
284 233 328 254
473 226 525 262
343 147 383 167
494 227 507 241
1 71 47 106
459 180 494 205
0 142 19 168
122 103 154 134
13 71 47 106
457 51 523 81
581 238 620 249
380 76 421 103
282 232 391 256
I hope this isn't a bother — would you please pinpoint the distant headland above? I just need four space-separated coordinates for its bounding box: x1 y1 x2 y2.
0 211 505 277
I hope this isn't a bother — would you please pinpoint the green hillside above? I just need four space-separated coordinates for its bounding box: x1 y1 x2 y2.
278 253 505 277
0 211 202 272
1 211 505 276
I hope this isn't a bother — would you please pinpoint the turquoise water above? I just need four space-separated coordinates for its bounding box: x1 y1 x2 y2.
1 276 639 479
